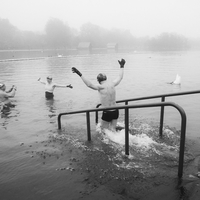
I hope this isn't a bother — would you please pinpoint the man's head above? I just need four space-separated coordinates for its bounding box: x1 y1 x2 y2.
47 76 52 82
97 73 107 84
0 83 6 91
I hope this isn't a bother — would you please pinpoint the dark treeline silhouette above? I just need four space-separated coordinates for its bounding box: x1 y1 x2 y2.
0 17 199 51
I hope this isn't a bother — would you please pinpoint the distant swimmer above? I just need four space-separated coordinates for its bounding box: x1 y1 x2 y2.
0 83 17 110
38 76 73 99
72 58 125 132
168 74 181 85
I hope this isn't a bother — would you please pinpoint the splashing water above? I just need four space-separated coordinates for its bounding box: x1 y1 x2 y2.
95 121 194 173
52 120 194 176
100 126 156 149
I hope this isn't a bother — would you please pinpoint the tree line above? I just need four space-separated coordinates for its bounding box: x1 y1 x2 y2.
0 17 199 51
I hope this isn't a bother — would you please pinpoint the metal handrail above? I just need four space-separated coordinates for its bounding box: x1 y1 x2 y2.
117 89 200 103
96 89 200 136
58 101 186 178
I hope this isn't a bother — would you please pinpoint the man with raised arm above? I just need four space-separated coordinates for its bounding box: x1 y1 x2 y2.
0 83 17 110
38 76 73 99
72 58 125 131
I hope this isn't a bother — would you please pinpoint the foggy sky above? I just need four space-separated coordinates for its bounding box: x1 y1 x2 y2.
1 0 200 38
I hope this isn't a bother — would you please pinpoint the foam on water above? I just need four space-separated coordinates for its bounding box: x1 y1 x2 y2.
95 121 194 172
102 128 156 149
51 120 194 175
96 122 159 150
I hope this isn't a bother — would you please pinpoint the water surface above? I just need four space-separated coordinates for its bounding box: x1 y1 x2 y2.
1 50 200 199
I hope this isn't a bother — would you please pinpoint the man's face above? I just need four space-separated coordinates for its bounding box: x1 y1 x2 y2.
0 85 6 91
47 78 52 83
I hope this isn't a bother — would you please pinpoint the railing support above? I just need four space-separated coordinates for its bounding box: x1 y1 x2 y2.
57 102 186 178
95 89 200 137
86 112 91 141
58 114 61 130
159 96 165 137
95 104 101 124
125 107 129 155
178 111 187 178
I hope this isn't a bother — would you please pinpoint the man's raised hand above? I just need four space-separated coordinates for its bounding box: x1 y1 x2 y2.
118 59 126 68
67 84 73 89
72 67 82 77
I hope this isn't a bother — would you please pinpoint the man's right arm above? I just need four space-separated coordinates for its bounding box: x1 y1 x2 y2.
112 59 125 87
4 86 16 98
38 78 46 84
72 67 100 90
81 75 100 90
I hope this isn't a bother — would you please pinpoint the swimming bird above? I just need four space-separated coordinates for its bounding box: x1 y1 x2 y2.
169 74 181 85
57 54 63 58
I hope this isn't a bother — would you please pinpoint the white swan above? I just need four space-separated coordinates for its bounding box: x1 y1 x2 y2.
57 54 63 58
169 74 181 85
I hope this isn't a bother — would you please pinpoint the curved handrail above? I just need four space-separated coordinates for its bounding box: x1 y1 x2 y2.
58 101 186 178
95 89 200 136
117 89 200 104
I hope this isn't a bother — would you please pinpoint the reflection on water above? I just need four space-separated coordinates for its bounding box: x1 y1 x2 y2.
45 99 56 118
0 102 18 128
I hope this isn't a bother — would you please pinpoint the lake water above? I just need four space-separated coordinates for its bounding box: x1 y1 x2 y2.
1 50 200 199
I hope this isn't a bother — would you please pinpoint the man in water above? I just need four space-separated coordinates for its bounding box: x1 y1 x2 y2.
0 83 17 110
72 58 125 131
38 76 73 99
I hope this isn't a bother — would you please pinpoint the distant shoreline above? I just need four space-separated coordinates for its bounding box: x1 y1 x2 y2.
0 48 109 61
0 48 199 62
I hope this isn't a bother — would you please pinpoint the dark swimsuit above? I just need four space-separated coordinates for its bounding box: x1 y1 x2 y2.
101 109 119 122
45 91 54 99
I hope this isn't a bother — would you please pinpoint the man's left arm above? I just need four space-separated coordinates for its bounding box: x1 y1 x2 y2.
54 83 73 89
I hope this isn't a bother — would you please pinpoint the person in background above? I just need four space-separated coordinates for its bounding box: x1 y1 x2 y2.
38 76 73 99
72 58 125 131
0 83 17 110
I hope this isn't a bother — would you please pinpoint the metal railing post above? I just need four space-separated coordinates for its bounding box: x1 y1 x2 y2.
178 111 187 178
95 104 101 124
57 102 187 178
125 107 129 155
86 112 91 141
58 114 61 129
159 96 165 137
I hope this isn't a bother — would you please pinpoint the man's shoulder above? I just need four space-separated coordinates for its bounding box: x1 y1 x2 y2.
0 90 5 94
0 91 7 98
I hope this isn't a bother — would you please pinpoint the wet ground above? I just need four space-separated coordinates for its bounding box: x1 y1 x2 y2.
1 128 200 200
